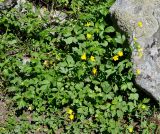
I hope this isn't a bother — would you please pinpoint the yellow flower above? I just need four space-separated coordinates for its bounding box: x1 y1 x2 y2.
138 21 143 28
128 126 133 133
81 53 87 60
90 56 95 62
136 69 141 75
69 114 74 120
117 51 123 57
86 33 92 39
141 105 146 109
92 67 97 75
67 108 73 115
85 22 91 27
133 37 137 41
112 55 119 61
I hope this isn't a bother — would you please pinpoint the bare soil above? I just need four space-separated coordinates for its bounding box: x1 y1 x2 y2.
0 100 8 125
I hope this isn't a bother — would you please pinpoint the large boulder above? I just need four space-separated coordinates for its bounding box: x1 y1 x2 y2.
110 0 160 101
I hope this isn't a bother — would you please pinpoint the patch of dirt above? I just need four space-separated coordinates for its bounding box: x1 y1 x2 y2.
0 100 8 125
0 88 12 128
150 112 160 134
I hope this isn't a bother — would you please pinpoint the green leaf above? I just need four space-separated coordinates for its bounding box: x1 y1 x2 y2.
2 69 9 76
66 55 75 66
105 26 115 33
8 86 19 92
89 107 94 114
129 93 139 100
13 94 21 100
95 86 101 92
77 34 85 40
101 41 108 47
128 102 135 112
24 86 35 99
41 80 50 85
77 68 85 78
8 40 17 45
59 67 68 74
101 81 112 93
113 84 118 92
39 85 48 92
142 98 150 103
121 83 127 91
106 35 113 42
75 82 84 90
127 82 133 90
57 82 64 89
115 33 125 44
117 110 124 118
105 69 116 79
100 7 109 16
18 99 26 109
64 37 78 44
58 61 67 67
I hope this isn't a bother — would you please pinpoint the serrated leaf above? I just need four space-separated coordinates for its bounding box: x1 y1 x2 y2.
18 99 26 109
75 82 84 90
105 26 115 33
121 83 127 91
66 55 75 66
105 69 116 79
117 110 124 118
115 33 125 44
64 37 78 44
41 80 50 85
127 82 133 90
129 93 139 100
8 40 17 45
101 81 112 93
77 34 85 40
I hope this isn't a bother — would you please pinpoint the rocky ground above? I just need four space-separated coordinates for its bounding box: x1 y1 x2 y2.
0 90 10 132
0 100 8 126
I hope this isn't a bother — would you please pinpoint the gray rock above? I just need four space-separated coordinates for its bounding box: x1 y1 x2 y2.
0 0 17 10
110 0 160 101
16 0 67 24
39 8 67 24
1 0 67 24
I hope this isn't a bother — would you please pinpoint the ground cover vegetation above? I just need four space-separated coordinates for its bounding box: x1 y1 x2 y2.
0 0 160 133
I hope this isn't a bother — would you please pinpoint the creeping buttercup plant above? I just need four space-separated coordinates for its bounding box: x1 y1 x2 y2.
0 0 159 133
